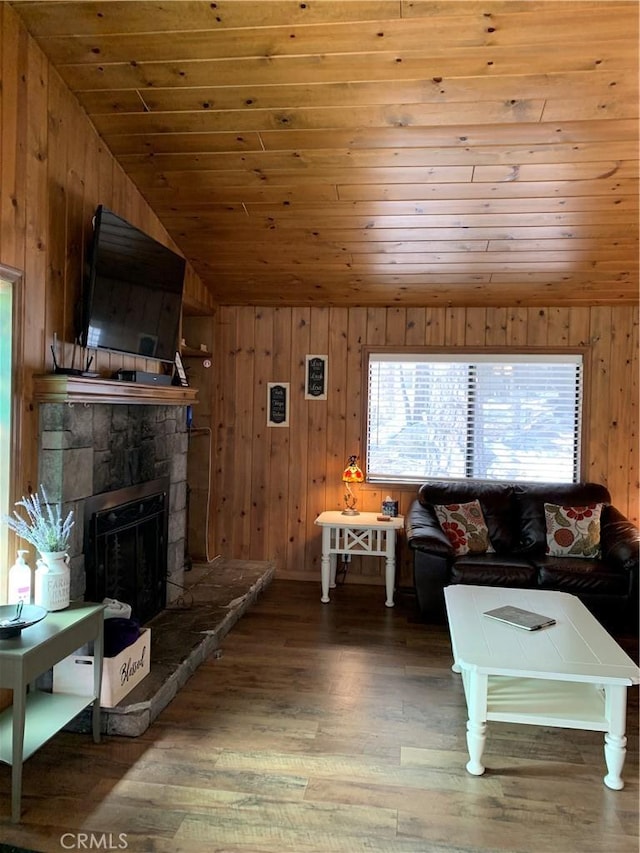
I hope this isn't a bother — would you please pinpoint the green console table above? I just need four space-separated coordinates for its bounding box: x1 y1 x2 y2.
0 602 104 822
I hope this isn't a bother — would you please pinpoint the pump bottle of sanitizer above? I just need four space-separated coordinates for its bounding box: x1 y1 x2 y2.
8 549 32 604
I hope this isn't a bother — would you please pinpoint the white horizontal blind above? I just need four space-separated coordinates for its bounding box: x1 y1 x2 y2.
366 353 583 484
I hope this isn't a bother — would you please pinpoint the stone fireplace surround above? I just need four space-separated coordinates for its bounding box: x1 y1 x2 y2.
35 378 194 614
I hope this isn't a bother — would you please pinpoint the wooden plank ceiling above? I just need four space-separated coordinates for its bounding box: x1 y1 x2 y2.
10 0 640 307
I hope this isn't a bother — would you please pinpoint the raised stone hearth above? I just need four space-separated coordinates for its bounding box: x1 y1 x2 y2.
68 556 275 737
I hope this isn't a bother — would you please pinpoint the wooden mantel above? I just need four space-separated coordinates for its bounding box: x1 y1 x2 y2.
33 374 198 406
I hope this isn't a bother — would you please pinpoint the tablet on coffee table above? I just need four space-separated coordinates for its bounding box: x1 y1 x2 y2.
483 605 556 631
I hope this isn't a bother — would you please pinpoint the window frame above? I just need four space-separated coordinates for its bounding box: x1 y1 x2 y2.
360 345 590 488
0 265 24 604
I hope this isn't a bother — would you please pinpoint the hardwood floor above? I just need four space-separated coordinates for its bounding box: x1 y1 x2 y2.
1 580 638 853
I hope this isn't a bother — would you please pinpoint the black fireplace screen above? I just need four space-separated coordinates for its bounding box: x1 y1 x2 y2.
84 477 169 625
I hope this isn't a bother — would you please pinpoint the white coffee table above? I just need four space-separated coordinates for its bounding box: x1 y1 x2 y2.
314 511 404 607
444 584 640 789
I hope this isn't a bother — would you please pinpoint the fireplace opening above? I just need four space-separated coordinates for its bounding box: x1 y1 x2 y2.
84 477 170 625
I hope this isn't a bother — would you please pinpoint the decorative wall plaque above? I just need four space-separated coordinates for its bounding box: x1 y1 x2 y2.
305 354 328 400
267 382 290 427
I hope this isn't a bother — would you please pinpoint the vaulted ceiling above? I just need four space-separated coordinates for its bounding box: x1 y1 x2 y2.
10 0 639 307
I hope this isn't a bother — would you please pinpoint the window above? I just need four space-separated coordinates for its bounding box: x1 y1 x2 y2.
366 351 584 484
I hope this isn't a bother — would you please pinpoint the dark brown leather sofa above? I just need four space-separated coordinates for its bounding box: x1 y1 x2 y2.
406 480 639 629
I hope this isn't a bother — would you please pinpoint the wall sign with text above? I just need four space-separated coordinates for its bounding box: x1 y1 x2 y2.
267 382 290 427
305 354 328 400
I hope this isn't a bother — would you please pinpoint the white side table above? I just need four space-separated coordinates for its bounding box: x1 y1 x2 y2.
314 511 404 607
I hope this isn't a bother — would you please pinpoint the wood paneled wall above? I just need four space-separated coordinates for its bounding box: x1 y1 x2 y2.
212 305 639 587
1 4 638 596
0 4 213 503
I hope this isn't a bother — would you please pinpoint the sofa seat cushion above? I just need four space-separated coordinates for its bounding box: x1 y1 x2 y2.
451 554 537 587
535 558 630 596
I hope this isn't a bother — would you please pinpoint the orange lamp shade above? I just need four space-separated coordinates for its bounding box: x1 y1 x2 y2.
342 455 364 483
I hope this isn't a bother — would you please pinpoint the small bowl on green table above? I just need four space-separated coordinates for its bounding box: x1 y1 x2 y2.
0 603 47 639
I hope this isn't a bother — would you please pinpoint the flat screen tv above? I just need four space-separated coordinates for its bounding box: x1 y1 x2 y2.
80 205 186 364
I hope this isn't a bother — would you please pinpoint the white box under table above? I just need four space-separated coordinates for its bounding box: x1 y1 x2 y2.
53 627 151 707
444 585 640 789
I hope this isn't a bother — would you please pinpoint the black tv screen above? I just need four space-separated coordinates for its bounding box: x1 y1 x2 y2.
81 205 186 364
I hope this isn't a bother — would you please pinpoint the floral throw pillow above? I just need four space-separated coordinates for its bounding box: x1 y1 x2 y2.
544 503 603 559
434 499 494 556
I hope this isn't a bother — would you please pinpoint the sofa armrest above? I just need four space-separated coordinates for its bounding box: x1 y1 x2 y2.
601 505 640 574
405 500 453 558
406 499 452 620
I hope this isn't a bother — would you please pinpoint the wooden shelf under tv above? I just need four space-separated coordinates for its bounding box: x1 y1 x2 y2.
181 345 212 358
33 375 198 406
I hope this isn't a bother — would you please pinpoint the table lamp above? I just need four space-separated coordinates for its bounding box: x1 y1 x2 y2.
341 455 364 515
